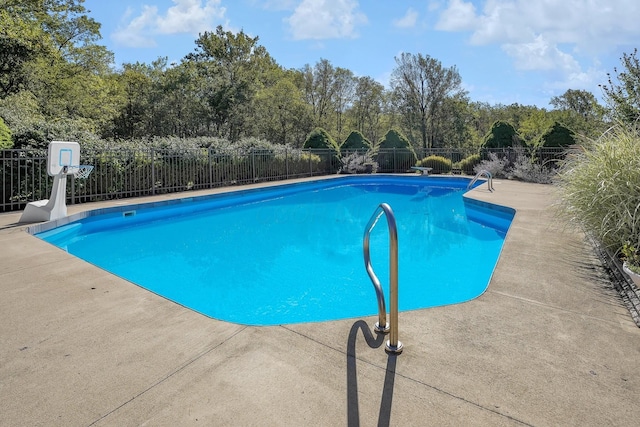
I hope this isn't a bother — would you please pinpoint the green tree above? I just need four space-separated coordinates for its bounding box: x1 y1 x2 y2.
341 130 371 151
390 53 465 150
186 26 276 140
331 67 356 142
538 121 575 148
253 76 312 146
0 8 53 97
300 59 336 131
483 121 521 148
303 127 339 151
549 89 607 138
111 62 154 139
431 94 474 151
601 49 640 123
0 116 12 148
347 76 388 144
376 128 417 171
518 108 553 146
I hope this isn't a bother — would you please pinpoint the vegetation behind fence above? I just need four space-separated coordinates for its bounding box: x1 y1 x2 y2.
1 146 564 213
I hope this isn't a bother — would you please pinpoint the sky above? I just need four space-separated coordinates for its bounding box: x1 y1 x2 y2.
82 0 640 108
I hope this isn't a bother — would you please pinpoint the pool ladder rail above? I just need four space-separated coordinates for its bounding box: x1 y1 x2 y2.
363 203 403 354
468 169 494 192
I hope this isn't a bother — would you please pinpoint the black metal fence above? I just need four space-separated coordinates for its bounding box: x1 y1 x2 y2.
1 146 565 213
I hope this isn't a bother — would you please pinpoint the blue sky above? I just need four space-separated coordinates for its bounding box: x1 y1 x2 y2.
83 0 640 108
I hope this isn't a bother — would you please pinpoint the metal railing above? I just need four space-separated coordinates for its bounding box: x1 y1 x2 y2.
1 146 566 212
363 203 403 354
468 169 494 191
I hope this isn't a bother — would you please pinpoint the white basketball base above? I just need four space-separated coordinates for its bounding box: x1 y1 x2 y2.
19 141 81 223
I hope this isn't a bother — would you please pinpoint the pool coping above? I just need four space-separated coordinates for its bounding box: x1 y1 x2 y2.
2 176 640 426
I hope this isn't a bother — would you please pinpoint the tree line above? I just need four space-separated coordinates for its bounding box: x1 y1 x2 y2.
1 0 638 152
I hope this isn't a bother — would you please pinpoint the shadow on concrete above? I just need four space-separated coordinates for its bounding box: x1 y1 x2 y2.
346 320 398 427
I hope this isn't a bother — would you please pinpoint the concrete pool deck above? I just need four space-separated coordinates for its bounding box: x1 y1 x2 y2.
1 177 640 426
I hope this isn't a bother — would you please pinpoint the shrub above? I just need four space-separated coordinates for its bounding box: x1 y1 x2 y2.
556 124 640 254
304 127 339 151
474 152 509 178
376 129 417 172
340 151 378 174
416 155 452 174
538 121 576 148
509 154 554 184
458 154 481 175
483 121 521 148
341 130 371 151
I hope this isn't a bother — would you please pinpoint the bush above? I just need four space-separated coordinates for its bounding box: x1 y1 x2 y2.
376 129 417 172
341 130 371 151
474 152 509 178
304 127 339 151
340 151 378 174
483 121 521 148
556 124 640 253
538 122 576 148
416 155 452 174
509 155 554 184
457 154 481 175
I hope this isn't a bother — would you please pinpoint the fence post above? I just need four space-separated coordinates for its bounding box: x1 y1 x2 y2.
151 148 155 196
286 148 289 178
251 151 256 182
393 147 397 173
208 148 213 188
70 175 75 205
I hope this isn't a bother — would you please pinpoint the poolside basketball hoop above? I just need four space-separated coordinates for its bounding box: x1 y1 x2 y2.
19 141 93 223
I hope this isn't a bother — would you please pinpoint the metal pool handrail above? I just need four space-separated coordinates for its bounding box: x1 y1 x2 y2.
363 203 403 354
468 169 494 192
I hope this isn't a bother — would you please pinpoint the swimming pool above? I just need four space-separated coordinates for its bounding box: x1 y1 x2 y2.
34 175 514 325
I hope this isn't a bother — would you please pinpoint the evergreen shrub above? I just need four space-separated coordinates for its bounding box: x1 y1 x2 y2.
416 155 452 174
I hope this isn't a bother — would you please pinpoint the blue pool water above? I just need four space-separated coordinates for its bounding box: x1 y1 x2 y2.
36 175 514 325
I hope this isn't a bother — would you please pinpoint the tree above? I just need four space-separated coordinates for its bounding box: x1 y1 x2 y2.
376 128 417 171
431 94 473 152
538 122 575 148
331 67 356 142
112 62 154 139
518 108 553 146
0 9 53 97
348 76 387 144
253 76 312 146
0 116 12 148
303 127 339 151
300 59 336 131
601 49 640 124
390 53 465 150
549 89 607 138
341 130 371 151
186 26 276 140
483 121 521 148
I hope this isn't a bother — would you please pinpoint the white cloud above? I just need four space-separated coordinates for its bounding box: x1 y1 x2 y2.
157 0 226 34
437 0 640 53
434 0 640 96
286 0 368 40
393 8 419 29
112 6 159 47
112 0 227 48
434 0 476 31
502 35 580 72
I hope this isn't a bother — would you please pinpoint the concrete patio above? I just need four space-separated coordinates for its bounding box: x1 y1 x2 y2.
1 178 639 426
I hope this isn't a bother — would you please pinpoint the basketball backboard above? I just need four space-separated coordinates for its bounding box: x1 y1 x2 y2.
47 141 80 176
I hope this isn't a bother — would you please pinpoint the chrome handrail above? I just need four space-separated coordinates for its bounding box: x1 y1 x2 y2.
468 169 494 192
363 203 403 354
